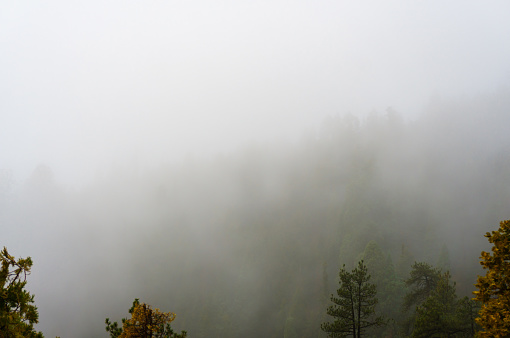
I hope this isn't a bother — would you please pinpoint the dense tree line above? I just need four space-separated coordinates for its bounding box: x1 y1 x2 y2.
320 218 510 337
323 250 480 337
4 217 510 338
2 91 510 336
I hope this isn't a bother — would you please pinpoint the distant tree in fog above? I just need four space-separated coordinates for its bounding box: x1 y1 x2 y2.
413 271 478 337
401 262 441 335
403 262 441 311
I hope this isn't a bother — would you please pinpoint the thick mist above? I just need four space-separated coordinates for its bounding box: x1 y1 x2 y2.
2 92 510 337
2 1 510 186
2 1 510 337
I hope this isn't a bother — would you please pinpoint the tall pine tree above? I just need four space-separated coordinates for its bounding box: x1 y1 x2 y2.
321 260 384 337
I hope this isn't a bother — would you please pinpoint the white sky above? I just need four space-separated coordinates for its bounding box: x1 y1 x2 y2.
1 1 510 186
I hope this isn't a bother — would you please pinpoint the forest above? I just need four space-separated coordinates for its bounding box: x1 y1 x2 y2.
1 90 510 337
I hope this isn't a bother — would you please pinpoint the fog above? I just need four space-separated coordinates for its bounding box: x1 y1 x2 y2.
2 1 510 186
1 1 510 337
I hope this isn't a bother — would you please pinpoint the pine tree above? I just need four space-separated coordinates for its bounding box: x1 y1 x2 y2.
403 262 441 310
321 260 384 337
360 241 403 337
412 272 475 337
106 299 186 338
0 247 44 338
474 219 510 337
401 262 441 336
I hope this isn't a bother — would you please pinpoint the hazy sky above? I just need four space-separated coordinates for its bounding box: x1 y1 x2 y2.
2 1 510 186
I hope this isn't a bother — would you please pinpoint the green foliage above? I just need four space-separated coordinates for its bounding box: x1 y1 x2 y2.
105 317 122 338
321 260 384 337
361 242 404 337
360 241 386 285
401 262 441 335
395 245 415 280
0 247 44 338
457 296 481 337
403 262 441 311
412 272 477 337
474 219 510 337
106 298 187 338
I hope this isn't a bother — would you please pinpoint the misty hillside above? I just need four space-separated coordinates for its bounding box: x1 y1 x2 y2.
1 91 509 337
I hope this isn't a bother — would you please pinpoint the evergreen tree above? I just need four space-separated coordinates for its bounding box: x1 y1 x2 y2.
412 272 475 337
106 299 187 338
403 262 441 310
360 241 386 287
360 241 403 337
0 247 44 338
395 245 415 280
436 244 451 272
401 262 441 335
321 260 384 337
474 219 510 337
457 296 481 337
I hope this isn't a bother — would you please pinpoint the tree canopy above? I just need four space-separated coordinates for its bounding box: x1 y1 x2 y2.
106 298 186 338
403 262 441 311
0 247 43 338
321 260 384 337
413 271 476 337
474 219 510 337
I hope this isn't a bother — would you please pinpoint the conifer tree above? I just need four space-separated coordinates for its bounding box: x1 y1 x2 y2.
413 272 475 337
0 247 43 338
106 299 186 338
474 219 510 337
403 262 441 310
321 260 384 337
401 262 441 336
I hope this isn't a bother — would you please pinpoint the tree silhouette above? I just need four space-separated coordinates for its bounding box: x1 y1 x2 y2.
321 260 384 337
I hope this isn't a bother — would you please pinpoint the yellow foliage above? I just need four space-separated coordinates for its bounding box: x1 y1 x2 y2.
474 220 510 337
120 301 176 338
